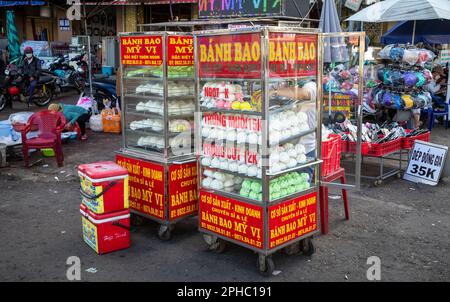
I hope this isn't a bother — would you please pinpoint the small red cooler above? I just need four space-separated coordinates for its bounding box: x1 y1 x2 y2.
80 204 131 254
78 161 129 214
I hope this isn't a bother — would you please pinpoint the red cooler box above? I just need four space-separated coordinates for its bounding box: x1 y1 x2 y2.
78 161 129 214
80 204 130 254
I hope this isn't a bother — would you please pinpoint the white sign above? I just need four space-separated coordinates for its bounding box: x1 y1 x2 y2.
404 141 448 186
440 49 450 65
345 0 363 11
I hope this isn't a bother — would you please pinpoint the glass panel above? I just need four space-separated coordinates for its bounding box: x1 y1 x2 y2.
266 32 320 201
122 38 165 154
320 33 365 188
198 32 264 202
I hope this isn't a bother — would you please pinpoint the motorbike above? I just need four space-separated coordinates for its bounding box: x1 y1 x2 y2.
87 75 119 111
0 58 56 111
42 54 86 93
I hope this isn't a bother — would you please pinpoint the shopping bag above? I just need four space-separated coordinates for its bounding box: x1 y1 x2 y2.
101 108 121 134
89 114 103 132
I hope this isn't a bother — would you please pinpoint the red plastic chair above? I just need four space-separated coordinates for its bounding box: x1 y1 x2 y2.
21 110 67 167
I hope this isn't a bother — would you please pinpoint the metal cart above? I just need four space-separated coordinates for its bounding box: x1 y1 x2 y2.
195 27 324 275
116 31 198 240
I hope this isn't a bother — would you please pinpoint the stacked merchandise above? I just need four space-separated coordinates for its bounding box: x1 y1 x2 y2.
328 120 429 155
369 45 434 111
78 162 130 254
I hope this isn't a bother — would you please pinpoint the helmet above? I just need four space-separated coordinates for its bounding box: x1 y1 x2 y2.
389 47 405 62
383 91 394 107
403 72 418 88
8 86 20 95
393 94 403 109
401 94 414 109
391 70 403 86
415 72 426 88
24 46 33 54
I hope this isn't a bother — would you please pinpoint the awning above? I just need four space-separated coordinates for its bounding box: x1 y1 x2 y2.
83 0 197 5
0 1 45 6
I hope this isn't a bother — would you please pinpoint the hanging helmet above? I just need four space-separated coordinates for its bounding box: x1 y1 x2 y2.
401 94 414 109
422 69 433 82
418 50 431 64
377 67 385 82
403 72 418 88
402 49 419 66
389 47 405 62
415 72 426 87
391 70 403 86
383 91 394 107
393 94 403 109
383 69 392 85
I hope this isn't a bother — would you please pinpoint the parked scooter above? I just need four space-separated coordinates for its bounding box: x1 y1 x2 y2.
0 58 56 111
87 75 119 111
42 54 86 93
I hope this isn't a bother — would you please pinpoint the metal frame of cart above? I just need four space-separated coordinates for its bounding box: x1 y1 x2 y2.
194 26 325 275
117 30 198 240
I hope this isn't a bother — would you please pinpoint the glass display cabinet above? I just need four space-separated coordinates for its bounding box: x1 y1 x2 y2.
195 27 323 275
116 32 198 240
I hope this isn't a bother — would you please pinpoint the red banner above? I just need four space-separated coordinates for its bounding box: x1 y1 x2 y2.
268 192 318 249
168 162 198 220
116 155 165 220
120 35 163 66
198 33 262 79
167 35 194 66
199 191 264 249
268 33 318 78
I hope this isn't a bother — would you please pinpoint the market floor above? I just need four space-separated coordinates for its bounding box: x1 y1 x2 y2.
0 95 449 282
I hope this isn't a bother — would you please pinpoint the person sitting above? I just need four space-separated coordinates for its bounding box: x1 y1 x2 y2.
19 46 41 107
48 103 90 140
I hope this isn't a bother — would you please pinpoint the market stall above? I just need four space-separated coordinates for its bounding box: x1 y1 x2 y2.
195 27 323 275
116 32 198 240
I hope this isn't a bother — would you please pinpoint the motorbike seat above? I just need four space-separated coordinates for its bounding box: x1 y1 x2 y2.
94 78 116 85
38 75 53 84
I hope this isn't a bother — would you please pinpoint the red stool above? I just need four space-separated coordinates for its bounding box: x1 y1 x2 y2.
319 168 349 235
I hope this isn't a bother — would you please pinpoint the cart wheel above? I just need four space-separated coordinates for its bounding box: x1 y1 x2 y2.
157 225 172 241
130 214 144 226
212 239 227 254
396 172 403 179
203 235 227 253
373 179 382 187
283 242 301 256
301 238 315 257
256 255 275 277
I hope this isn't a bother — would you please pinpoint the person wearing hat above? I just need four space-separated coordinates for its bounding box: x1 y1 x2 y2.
18 46 41 106
48 103 90 140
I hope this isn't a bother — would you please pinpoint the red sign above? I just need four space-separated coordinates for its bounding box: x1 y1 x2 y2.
120 35 163 66
199 191 264 249
167 35 194 66
198 33 262 79
268 192 318 249
168 162 198 220
268 33 318 78
116 155 165 220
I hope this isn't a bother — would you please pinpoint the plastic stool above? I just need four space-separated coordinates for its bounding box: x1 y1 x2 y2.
319 168 349 235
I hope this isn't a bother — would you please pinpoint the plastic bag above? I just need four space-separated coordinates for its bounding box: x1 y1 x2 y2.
402 49 420 66
101 108 121 134
378 45 394 59
76 93 94 112
89 114 103 132
9 112 34 125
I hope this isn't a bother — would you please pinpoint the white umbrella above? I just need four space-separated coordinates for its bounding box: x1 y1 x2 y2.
345 0 450 43
346 0 450 22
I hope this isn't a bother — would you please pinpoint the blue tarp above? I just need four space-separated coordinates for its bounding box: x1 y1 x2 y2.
381 19 450 45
